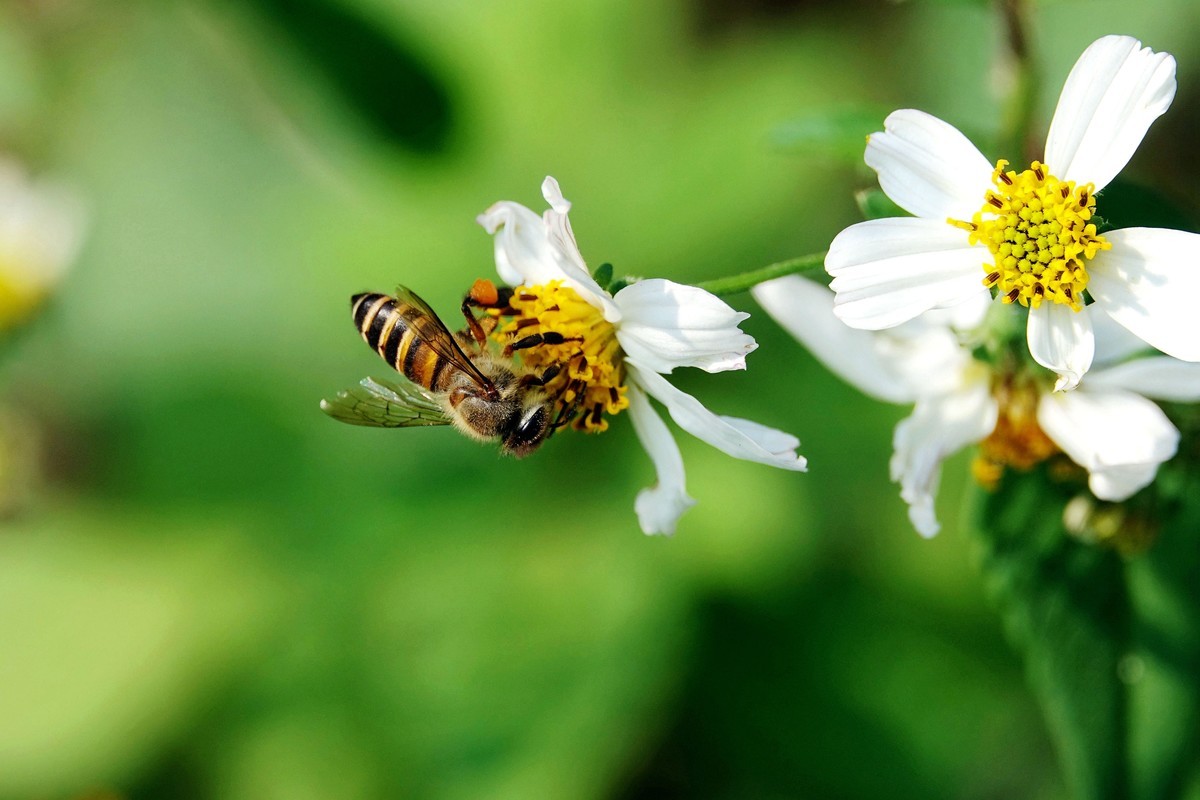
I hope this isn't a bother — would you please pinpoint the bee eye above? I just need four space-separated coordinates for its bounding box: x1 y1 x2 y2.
503 406 549 457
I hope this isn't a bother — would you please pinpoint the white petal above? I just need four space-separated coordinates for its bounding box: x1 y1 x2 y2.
889 373 998 538
1027 302 1094 391
754 275 913 402
477 200 563 287
627 385 696 536
1044 35 1176 192
865 109 994 220
1091 305 1151 367
1089 227 1200 361
1085 356 1200 402
478 179 619 320
1038 386 1178 501
752 275 971 403
826 217 990 330
613 279 757 374
627 362 807 471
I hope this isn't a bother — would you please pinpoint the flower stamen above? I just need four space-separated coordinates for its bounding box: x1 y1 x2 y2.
488 280 629 432
950 160 1111 311
972 372 1060 488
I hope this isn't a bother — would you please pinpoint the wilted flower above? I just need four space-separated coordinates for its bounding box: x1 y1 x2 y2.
479 177 807 535
825 35 1199 391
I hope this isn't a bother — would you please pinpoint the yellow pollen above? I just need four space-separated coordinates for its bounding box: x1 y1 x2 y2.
489 280 628 433
950 160 1110 311
971 372 1060 489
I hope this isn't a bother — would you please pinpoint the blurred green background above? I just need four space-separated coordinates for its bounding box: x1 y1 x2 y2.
1 0 1198 797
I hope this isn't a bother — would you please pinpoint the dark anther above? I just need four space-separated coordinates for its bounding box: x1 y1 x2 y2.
541 365 561 383
510 333 547 351
999 172 1013 185
985 271 1001 285
515 317 540 330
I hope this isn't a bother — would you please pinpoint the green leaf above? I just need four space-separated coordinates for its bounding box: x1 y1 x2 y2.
770 106 888 162
970 470 1129 800
1126 466 1200 800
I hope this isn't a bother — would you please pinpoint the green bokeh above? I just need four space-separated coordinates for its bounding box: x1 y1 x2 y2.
1 0 1198 797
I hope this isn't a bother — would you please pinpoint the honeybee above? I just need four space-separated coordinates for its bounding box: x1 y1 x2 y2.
320 284 569 457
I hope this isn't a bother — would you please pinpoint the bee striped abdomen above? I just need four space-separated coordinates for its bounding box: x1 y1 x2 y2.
351 292 454 391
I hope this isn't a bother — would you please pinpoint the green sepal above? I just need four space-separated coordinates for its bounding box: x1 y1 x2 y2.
592 262 614 290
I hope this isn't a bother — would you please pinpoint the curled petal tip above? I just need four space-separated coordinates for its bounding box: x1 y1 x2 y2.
541 176 571 213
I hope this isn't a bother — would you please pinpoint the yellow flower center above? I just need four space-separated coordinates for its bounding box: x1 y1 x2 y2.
489 281 629 433
971 372 1060 489
951 160 1110 311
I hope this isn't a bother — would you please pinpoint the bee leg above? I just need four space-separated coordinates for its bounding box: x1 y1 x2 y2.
461 280 517 347
550 378 587 430
517 364 562 389
459 301 490 348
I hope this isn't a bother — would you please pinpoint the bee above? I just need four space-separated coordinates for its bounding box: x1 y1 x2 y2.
320 284 571 457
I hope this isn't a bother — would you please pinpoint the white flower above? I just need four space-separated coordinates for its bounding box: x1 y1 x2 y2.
754 275 1200 537
826 35 1199 392
479 177 807 536
0 158 84 328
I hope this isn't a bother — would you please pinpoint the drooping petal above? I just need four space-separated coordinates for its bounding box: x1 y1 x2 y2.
614 279 757 374
889 372 998 537
1088 227 1200 361
865 109 995 220
1085 356 1200 402
753 275 971 403
1044 35 1176 193
754 275 913 402
627 385 696 536
1027 302 1095 391
826 217 990 330
1037 386 1179 501
627 361 807 471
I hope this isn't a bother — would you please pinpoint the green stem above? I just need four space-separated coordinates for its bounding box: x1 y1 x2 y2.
695 252 826 296
996 0 1040 163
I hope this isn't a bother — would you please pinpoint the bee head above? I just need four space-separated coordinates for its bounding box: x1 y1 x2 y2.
502 403 550 458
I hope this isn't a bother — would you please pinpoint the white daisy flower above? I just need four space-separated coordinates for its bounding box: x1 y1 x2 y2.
754 275 1200 538
478 177 807 536
0 158 84 331
826 35 1199 392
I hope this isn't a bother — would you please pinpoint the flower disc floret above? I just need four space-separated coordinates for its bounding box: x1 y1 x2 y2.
491 280 628 432
972 371 1060 488
952 160 1110 311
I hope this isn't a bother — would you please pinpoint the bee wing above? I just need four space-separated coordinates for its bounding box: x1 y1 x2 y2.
392 285 498 394
321 376 452 428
